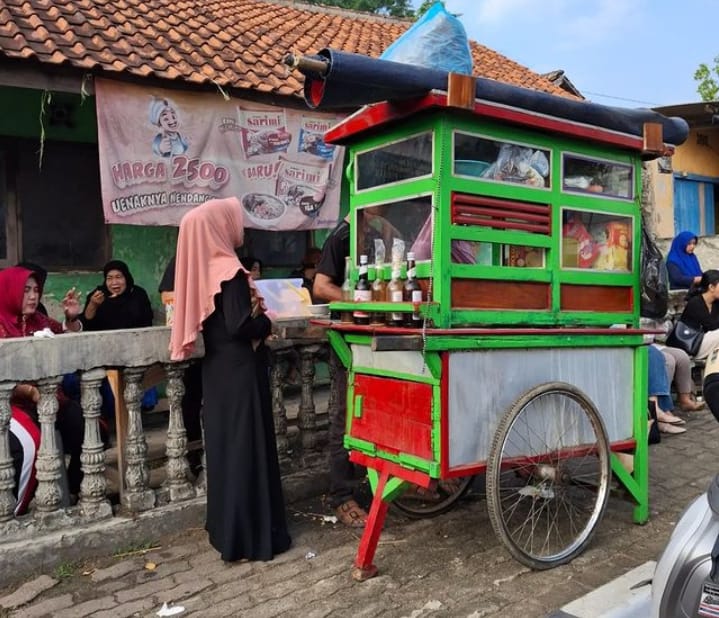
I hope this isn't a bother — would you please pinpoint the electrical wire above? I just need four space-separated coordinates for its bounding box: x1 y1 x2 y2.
581 90 661 107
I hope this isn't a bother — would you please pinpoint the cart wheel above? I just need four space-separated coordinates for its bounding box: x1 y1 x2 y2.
486 382 610 570
392 476 474 519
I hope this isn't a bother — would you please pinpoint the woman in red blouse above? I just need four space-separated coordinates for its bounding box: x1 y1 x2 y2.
0 266 83 514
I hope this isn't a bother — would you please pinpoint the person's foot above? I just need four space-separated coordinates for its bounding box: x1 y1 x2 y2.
658 422 687 435
678 397 705 412
335 499 368 528
401 483 441 502
656 410 685 425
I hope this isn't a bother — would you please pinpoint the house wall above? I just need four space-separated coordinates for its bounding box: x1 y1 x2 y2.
648 161 675 239
649 126 719 241
672 130 719 177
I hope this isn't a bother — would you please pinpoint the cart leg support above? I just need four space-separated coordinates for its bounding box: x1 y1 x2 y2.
352 469 391 582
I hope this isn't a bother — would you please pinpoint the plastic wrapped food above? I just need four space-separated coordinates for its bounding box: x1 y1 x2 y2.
380 2 472 75
483 144 549 187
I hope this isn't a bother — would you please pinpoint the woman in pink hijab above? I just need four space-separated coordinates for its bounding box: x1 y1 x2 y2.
170 197 291 562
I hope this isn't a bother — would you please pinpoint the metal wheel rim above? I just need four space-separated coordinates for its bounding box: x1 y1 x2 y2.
488 383 610 567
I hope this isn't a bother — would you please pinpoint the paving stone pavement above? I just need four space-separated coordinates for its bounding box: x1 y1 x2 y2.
1 406 718 618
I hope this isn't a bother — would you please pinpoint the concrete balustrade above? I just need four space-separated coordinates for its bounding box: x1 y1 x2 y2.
0 324 331 541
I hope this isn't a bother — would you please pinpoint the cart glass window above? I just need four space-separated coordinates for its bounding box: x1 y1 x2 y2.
451 240 545 267
562 154 633 199
453 132 551 189
356 197 433 264
355 132 433 191
561 209 633 271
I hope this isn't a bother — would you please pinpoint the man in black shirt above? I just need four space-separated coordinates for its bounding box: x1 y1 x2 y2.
314 217 369 527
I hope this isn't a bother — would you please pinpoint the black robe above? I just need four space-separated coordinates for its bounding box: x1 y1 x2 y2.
81 286 153 331
202 272 291 561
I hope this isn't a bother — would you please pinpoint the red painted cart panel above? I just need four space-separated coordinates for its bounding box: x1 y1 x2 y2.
351 374 433 461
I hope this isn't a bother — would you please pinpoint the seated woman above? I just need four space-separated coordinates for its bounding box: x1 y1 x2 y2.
656 345 704 412
666 231 703 290
675 269 719 360
0 266 84 513
81 260 153 332
648 345 686 435
80 260 156 413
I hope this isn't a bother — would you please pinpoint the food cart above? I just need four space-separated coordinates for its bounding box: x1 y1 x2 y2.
286 50 689 580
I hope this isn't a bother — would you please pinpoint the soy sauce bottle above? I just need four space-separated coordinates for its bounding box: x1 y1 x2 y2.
370 259 386 325
353 254 371 325
403 252 423 328
386 266 404 327
340 256 354 323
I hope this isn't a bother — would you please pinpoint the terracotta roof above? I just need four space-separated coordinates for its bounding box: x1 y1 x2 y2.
0 0 572 99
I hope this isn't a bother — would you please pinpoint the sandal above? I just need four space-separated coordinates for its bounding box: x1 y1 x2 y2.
679 401 705 412
335 499 368 528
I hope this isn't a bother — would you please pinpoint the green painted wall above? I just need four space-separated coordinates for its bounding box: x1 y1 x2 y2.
41 225 177 323
0 85 98 143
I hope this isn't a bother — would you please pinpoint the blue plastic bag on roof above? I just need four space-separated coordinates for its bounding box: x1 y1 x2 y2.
380 2 473 75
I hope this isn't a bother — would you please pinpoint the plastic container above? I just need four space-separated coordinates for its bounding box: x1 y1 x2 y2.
455 160 490 177
253 278 311 318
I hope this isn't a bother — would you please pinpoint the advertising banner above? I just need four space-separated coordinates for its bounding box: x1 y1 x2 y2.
95 79 344 229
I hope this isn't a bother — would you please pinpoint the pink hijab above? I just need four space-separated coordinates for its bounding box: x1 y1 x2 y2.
169 197 255 360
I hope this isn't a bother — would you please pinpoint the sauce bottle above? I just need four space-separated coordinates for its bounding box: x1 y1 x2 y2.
403 251 423 328
340 256 354 323
386 266 404 327
353 254 371 325
370 259 386 325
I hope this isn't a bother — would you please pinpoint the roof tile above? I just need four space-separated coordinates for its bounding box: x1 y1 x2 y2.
0 0 572 99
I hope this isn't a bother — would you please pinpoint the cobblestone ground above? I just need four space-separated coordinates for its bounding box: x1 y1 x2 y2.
2 407 718 618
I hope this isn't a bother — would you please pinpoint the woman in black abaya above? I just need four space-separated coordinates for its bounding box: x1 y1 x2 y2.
169 197 291 562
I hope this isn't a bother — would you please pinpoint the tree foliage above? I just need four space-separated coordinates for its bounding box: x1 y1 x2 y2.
300 0 415 18
694 56 719 102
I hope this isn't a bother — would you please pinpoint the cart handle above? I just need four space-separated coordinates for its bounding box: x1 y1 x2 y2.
283 53 329 77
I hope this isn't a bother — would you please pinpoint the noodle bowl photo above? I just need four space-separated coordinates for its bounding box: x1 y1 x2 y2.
241 193 287 224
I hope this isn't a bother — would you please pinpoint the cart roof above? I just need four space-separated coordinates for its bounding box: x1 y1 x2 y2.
324 90 671 156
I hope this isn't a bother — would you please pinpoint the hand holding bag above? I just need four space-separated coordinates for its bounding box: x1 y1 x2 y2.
666 320 704 357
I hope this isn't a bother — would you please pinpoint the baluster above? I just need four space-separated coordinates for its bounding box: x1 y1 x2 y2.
298 344 320 451
160 362 194 503
79 369 112 520
0 381 16 521
270 349 290 461
34 376 64 517
326 343 338 422
121 367 155 512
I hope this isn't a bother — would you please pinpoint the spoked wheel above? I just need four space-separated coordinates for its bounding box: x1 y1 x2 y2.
393 476 474 519
486 382 610 570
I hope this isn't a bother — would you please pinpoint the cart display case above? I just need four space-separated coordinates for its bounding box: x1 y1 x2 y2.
287 50 689 580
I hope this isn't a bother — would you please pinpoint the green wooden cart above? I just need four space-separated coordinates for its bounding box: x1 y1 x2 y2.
289 54 684 580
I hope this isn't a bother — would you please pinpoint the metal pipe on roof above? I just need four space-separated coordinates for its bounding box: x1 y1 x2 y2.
286 48 690 147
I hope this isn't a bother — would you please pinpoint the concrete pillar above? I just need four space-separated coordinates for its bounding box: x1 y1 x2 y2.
0 382 16 521
79 368 112 520
298 344 320 451
121 367 155 512
33 376 64 517
160 362 195 503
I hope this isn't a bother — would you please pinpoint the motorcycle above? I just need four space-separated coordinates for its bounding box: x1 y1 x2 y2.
649 346 719 617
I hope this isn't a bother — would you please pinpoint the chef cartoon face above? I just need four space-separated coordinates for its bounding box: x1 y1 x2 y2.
158 106 179 132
